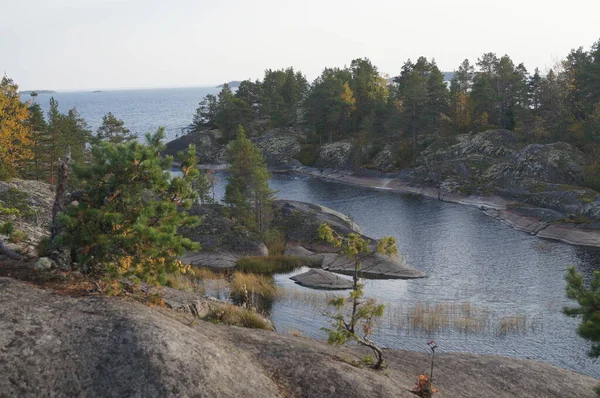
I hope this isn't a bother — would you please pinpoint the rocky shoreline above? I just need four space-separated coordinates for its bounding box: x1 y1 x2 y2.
165 127 600 248
279 166 600 248
2 276 597 397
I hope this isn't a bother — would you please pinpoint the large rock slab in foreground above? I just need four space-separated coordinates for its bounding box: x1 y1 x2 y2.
1 277 597 398
290 268 354 289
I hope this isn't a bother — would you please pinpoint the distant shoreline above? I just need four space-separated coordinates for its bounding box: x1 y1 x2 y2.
19 90 56 95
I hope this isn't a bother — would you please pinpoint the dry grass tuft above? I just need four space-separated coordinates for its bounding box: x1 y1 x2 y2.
496 315 538 335
231 272 278 300
205 303 273 330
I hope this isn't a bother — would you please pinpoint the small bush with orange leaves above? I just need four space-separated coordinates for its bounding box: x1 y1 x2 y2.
410 373 438 398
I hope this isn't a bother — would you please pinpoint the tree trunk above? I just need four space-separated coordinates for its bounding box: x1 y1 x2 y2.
358 337 384 370
349 258 360 334
50 148 71 268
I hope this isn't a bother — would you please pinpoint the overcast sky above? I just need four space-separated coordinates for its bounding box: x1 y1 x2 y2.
2 0 599 91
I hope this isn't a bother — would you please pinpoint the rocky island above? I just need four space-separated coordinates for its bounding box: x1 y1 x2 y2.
165 126 600 248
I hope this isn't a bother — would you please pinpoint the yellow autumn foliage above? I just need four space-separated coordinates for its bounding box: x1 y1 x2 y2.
0 76 33 178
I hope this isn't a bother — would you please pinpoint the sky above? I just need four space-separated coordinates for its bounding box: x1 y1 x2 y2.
2 0 599 91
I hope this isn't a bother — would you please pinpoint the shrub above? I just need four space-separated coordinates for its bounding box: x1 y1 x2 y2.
56 128 200 284
37 236 52 257
0 221 15 235
8 230 27 244
263 228 286 255
293 144 318 166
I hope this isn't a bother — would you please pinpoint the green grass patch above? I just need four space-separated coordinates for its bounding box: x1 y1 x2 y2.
553 215 595 225
235 255 311 274
530 183 549 193
577 190 598 204
557 184 580 191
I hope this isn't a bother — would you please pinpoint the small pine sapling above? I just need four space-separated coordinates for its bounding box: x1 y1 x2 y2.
318 223 397 370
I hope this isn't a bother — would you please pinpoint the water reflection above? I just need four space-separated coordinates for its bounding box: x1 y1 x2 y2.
212 172 599 377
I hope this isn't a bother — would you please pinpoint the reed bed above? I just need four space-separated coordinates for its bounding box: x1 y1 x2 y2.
276 289 339 310
496 315 539 335
235 255 308 274
276 291 540 337
231 272 278 301
384 302 490 334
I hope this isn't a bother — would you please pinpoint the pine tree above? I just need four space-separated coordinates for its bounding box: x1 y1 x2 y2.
224 126 275 236
564 266 600 358
64 107 92 165
46 97 62 184
318 223 397 370
193 94 218 129
96 112 135 144
44 99 92 183
25 99 49 180
56 127 200 284
214 84 252 140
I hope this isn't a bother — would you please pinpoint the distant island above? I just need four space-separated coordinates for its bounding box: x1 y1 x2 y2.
216 81 242 88
92 90 102 93
20 90 56 95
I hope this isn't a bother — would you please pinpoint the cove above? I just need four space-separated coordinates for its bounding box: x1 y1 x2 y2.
210 171 600 378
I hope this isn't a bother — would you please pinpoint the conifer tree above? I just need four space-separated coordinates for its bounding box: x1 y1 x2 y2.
25 99 49 180
44 98 92 183
224 126 275 236
96 112 135 144
318 223 397 370
56 127 200 284
564 266 600 358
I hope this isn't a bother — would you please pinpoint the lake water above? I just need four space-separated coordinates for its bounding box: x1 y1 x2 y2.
211 172 600 378
27 88 599 377
23 87 222 142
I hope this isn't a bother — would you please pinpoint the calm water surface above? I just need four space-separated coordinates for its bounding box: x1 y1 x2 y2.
213 172 600 377
24 87 221 142
28 88 598 377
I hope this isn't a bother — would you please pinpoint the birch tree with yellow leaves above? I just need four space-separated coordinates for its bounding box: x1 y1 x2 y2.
0 75 33 179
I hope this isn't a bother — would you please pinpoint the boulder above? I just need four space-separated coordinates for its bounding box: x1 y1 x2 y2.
274 200 426 279
34 257 55 270
0 179 54 256
290 268 353 289
273 200 363 245
321 252 426 279
164 128 228 164
251 129 304 167
314 141 356 170
179 204 268 268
